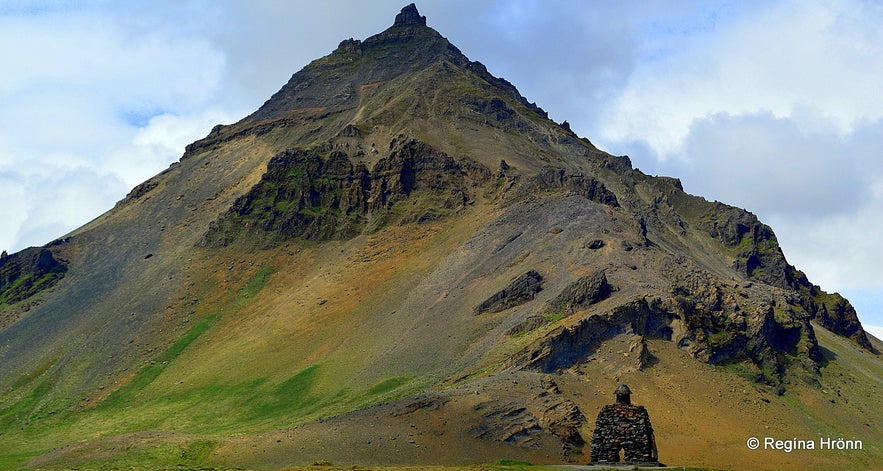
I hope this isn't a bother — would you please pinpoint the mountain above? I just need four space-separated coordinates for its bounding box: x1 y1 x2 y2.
1 4 881 470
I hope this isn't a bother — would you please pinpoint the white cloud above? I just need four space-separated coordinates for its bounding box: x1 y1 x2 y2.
597 0 883 157
679 111 879 218
104 108 239 189
10 167 129 248
0 6 228 252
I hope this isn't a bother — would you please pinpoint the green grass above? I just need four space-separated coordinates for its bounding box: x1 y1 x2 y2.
366 376 411 396
492 460 533 466
98 313 217 410
180 438 219 465
0 264 284 464
76 443 182 470
714 360 759 382
0 374 56 429
708 330 731 347
241 266 273 300
0 263 286 468
246 364 322 420
544 311 565 323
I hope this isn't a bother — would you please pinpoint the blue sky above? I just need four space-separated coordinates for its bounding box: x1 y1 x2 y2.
1 0 881 338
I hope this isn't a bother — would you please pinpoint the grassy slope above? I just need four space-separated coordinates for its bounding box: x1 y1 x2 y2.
8 213 880 471
202 334 880 471
0 197 498 469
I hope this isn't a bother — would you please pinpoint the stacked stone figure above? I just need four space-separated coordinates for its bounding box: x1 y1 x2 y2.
590 384 661 465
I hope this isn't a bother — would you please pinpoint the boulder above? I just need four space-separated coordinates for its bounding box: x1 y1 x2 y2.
476 270 544 314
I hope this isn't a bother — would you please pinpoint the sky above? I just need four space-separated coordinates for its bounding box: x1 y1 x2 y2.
1 0 881 338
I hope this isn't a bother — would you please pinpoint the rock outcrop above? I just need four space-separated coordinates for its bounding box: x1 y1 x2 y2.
693 202 871 350
476 270 544 314
522 166 618 207
202 136 490 248
393 3 426 27
549 271 613 313
0 247 67 306
530 379 586 451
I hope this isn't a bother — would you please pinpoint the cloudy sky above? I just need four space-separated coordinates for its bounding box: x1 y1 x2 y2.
1 0 881 337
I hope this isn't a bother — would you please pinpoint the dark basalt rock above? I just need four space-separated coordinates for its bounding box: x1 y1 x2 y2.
532 379 586 450
201 137 490 248
476 270 544 314
0 247 67 306
693 202 872 351
509 278 822 384
123 179 159 201
523 166 618 207
393 3 426 27
508 299 664 372
550 271 613 313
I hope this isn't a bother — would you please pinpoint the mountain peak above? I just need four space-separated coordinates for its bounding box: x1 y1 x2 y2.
393 3 427 27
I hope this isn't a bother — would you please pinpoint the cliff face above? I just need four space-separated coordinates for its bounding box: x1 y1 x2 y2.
0 247 66 316
0 4 879 470
201 136 490 248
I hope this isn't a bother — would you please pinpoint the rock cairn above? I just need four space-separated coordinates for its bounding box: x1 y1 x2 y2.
590 384 661 465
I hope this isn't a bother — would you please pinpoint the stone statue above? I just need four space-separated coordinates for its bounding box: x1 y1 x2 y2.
590 384 661 465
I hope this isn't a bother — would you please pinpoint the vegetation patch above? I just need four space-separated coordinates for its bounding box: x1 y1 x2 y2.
366 376 411 397
715 360 760 382
544 312 565 323
99 313 217 409
707 331 731 348
86 444 180 469
493 459 533 466
245 364 322 420
180 438 219 466
240 266 273 301
0 374 56 429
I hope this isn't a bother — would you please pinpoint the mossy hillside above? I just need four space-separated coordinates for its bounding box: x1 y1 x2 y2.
626 173 871 362
0 247 67 310
0 263 277 464
201 149 365 248
0 270 62 309
203 135 487 250
629 174 787 284
1 206 485 459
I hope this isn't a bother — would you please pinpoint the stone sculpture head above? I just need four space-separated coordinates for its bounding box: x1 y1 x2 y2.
615 384 631 405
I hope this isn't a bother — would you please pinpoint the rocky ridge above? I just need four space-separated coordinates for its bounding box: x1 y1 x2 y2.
201 136 491 248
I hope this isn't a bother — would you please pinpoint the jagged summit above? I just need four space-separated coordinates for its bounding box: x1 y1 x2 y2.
199 2 551 163
393 3 427 27
239 3 459 124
